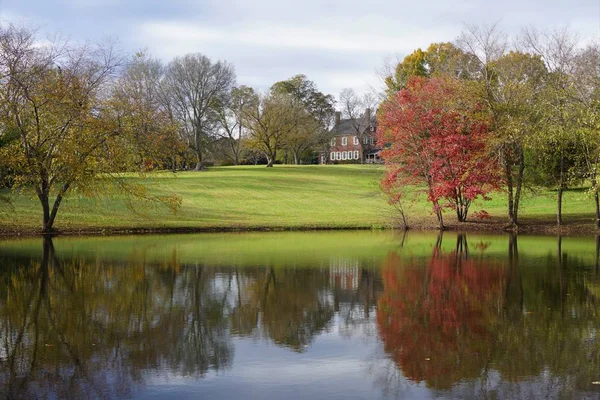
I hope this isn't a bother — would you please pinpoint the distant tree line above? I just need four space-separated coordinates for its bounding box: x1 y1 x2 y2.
378 24 600 230
112 53 339 169
0 24 341 232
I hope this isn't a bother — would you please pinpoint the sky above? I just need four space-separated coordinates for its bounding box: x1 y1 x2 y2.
2 0 599 98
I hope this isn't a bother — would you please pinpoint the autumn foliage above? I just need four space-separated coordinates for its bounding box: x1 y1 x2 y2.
378 76 500 226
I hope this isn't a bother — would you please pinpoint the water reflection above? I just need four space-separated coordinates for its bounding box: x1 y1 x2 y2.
377 233 600 398
377 233 506 390
0 232 598 399
0 238 234 399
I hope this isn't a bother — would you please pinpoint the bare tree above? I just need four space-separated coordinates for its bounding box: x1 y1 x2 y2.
112 52 183 171
163 54 236 170
214 86 256 165
338 88 377 163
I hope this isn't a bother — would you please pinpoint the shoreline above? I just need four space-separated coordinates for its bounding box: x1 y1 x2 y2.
2 216 599 238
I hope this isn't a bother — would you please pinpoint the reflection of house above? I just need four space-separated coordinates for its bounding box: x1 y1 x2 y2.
327 259 383 321
319 108 381 164
329 259 361 290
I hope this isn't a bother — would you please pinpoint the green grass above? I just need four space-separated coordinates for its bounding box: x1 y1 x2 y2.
0 164 597 233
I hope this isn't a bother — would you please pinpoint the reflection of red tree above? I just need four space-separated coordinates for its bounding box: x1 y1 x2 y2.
377 252 506 389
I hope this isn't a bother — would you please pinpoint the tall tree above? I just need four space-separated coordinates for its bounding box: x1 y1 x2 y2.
457 24 549 229
521 27 583 226
112 52 183 171
242 92 303 167
214 85 258 165
378 76 499 227
0 25 180 233
487 50 548 228
163 53 236 170
271 75 335 164
572 42 600 228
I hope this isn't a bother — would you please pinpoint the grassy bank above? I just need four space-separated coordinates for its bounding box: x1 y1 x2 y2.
0 165 598 236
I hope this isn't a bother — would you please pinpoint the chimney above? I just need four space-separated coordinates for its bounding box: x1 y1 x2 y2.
334 111 341 127
364 108 371 126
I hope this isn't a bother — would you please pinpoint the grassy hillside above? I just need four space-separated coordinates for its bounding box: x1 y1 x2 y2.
0 165 597 234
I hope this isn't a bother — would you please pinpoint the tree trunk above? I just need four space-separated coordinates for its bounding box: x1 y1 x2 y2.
505 146 525 229
434 201 444 230
293 151 299 165
194 127 204 170
513 147 525 226
427 180 444 229
171 151 177 173
557 147 565 226
40 194 52 233
455 194 468 223
266 150 276 167
557 187 564 226
360 143 365 164
194 151 204 171
594 178 600 230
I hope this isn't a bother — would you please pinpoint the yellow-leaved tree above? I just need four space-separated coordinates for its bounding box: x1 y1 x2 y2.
0 25 180 233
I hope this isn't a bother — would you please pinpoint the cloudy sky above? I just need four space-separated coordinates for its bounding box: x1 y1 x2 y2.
2 0 599 97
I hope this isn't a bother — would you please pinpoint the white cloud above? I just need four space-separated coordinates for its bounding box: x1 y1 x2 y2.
137 19 457 55
131 18 460 95
4 0 599 97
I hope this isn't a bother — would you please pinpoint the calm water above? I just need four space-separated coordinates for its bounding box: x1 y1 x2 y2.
0 231 599 400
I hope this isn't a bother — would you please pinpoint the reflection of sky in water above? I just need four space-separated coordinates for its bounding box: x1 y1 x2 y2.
141 314 430 400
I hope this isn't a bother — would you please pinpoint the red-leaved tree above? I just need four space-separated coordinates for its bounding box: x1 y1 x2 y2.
378 76 500 227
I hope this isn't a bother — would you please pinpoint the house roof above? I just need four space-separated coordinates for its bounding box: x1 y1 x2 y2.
331 118 377 137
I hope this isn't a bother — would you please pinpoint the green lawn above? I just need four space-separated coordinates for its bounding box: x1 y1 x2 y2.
0 164 597 234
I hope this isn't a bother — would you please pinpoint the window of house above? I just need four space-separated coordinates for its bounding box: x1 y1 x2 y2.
342 151 347 160
330 138 336 146
335 152 341 160
363 137 368 145
353 136 359 145
342 137 348 146
369 137 375 145
353 150 359 160
330 152 335 161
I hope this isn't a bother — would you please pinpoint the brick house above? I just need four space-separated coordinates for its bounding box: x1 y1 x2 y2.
319 108 381 164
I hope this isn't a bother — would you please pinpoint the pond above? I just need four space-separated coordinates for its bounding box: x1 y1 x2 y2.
0 231 599 399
